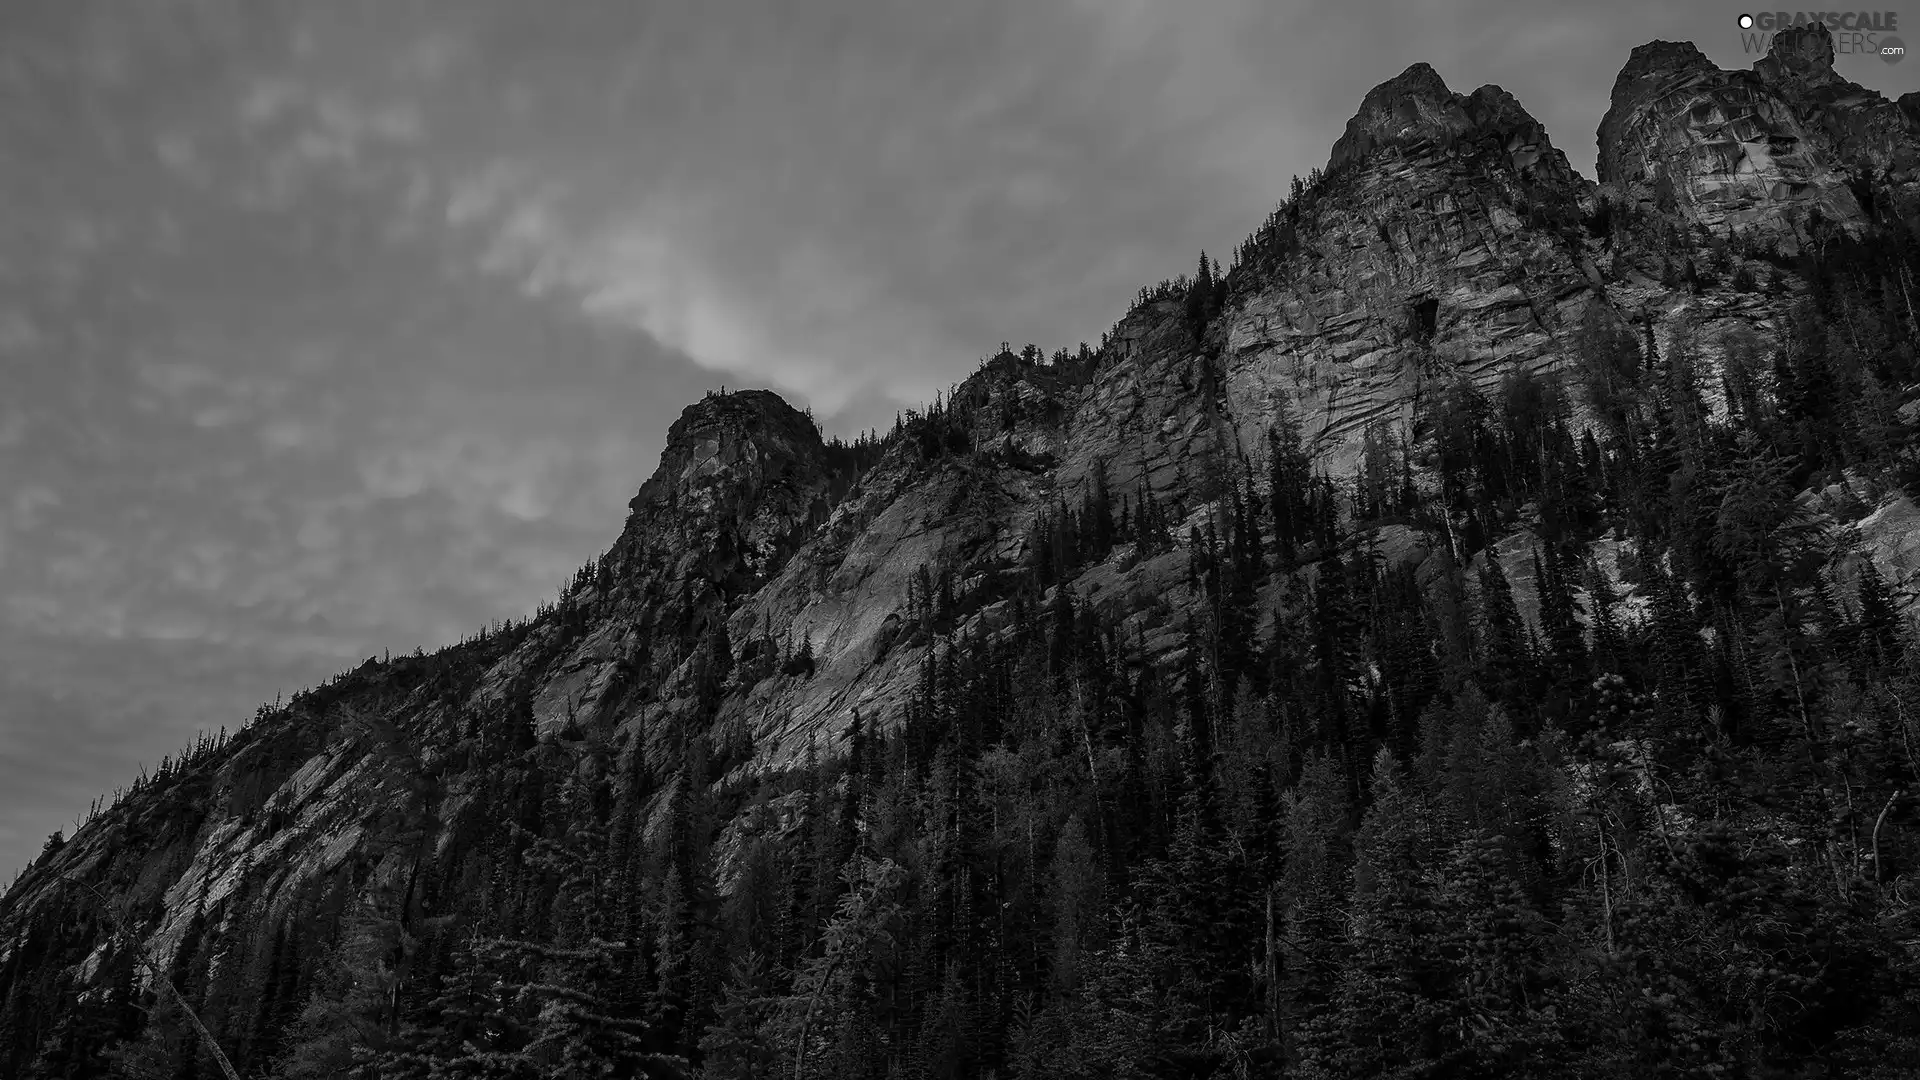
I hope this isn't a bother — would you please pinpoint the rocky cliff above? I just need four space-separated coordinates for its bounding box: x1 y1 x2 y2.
5 25 1920 1074
1229 62 1597 474
1597 24 1920 248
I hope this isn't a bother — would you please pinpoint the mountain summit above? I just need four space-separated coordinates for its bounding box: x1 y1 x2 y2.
6 27 1920 1080
1599 22 1920 247
1327 61 1568 177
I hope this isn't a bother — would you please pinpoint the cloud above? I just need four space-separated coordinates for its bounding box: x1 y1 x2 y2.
240 77 305 126
259 416 329 454
435 173 885 408
355 432 571 521
398 0 1347 423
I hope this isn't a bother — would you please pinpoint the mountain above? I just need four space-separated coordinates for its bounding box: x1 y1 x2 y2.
6 22 1920 1079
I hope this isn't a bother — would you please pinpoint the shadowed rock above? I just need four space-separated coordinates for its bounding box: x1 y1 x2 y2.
1329 63 1475 169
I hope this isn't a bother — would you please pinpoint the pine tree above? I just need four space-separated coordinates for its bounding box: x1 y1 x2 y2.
377 928 531 1080
1048 584 1078 679
1268 406 1313 567
1477 551 1530 701
1431 833 1564 1073
1277 752 1350 1060
1045 817 1103 996
1855 557 1907 671
1085 458 1116 560
696 951 777 1080
1308 749 1441 1076
1534 543 1587 680
489 934 687 1079
1583 555 1626 672
770 855 906 1080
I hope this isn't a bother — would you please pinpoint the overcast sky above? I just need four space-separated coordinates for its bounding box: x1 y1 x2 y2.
3 0 1914 881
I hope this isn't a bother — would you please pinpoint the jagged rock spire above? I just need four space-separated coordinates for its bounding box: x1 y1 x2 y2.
1329 62 1474 168
1754 21 1846 87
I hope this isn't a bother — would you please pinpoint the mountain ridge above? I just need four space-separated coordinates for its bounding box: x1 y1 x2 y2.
6 22 1920 1078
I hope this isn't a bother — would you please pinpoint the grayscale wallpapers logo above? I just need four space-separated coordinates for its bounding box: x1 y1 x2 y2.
1737 11 1905 61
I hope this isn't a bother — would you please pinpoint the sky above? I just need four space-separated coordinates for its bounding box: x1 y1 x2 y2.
3 0 1915 882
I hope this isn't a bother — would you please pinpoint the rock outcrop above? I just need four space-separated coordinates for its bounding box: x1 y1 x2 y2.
1230 64 1599 474
1597 24 1920 249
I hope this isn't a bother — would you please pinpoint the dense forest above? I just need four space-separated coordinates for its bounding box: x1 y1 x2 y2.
9 183 1920 1079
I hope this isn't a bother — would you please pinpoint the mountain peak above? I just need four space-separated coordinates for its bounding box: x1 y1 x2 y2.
1328 62 1474 168
664 388 819 453
627 386 822 515
1597 41 1723 190
614 386 828 598
1595 24 1920 246
1755 21 1844 87
1611 39 1717 87
1327 65 1561 174
1459 83 1542 135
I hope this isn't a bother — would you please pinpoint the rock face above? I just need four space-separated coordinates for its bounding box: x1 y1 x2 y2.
1230 64 1599 474
606 387 834 633
530 389 835 745
615 388 830 590
1597 24 1920 249
1753 25 1920 184
4 27 1919 1037
1328 62 1477 170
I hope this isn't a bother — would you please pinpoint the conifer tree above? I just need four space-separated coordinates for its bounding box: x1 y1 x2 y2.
1431 832 1563 1073
696 951 777 1080
1277 752 1350 1059
1534 543 1587 680
1855 557 1907 671
1477 551 1529 700
1309 749 1440 1076
1268 408 1313 567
